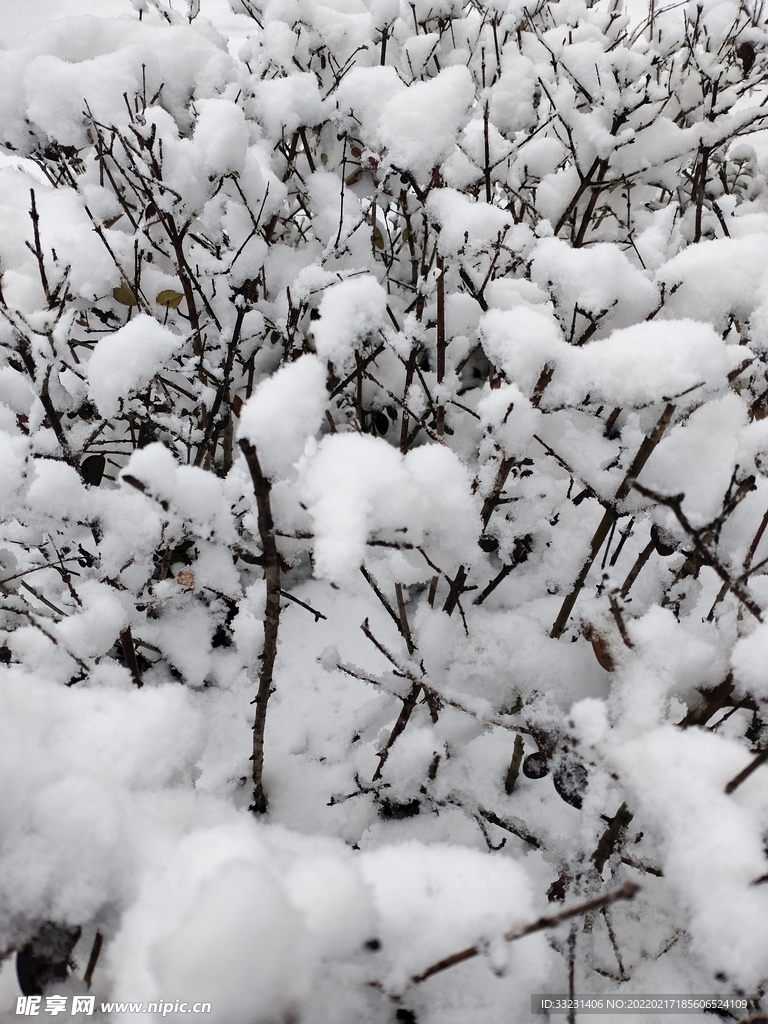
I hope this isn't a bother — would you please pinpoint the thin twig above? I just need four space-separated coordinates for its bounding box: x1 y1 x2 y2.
633 483 763 622
550 404 675 638
279 589 327 621
411 882 640 983
28 189 52 306
725 747 768 794
83 932 103 989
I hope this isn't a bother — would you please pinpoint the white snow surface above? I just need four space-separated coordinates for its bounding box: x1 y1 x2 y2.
88 316 183 418
238 354 328 479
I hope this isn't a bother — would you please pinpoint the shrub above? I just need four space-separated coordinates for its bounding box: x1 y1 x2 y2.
2 0 768 1017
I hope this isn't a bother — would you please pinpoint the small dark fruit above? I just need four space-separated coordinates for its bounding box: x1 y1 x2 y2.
522 752 549 779
372 410 390 435
80 454 106 487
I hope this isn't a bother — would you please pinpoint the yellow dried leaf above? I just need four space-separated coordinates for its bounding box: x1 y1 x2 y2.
156 289 185 309
112 283 137 306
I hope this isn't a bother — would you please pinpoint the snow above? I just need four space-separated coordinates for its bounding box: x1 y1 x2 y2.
359 841 544 989
300 434 480 582
480 306 565 395
88 316 182 418
0 666 205 938
312 276 388 370
238 354 327 479
607 726 768 987
332 66 405 150
0 0 252 54
731 620 768 701
192 99 249 178
122 445 237 541
550 320 742 409
530 237 660 333
252 73 325 142
108 825 313 1024
427 189 518 257
378 66 475 181
641 393 749 522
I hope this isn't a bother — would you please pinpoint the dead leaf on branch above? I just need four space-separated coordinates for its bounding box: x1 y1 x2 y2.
156 289 185 309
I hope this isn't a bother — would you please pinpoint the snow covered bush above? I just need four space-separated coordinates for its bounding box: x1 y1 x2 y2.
3 0 768 1018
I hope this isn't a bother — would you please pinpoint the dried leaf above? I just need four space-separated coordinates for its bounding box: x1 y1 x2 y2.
176 568 195 588
112 283 137 306
583 622 615 671
553 759 588 809
156 289 184 309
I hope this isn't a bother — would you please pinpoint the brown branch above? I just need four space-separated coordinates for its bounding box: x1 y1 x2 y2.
678 674 734 728
481 456 516 528
14 339 74 462
725 747 768 795
193 304 246 467
373 681 423 781
435 253 446 437
411 882 640 984
278 589 327 621
83 932 103 989
395 582 414 654
619 538 655 597
592 802 634 874
360 565 412 648
615 403 677 502
474 536 532 606
550 507 616 640
335 649 529 739
239 439 282 814
477 805 541 849
28 189 52 306
119 627 143 688
744 506 768 572
504 734 525 795
330 343 386 399
633 483 763 622
550 403 675 638
442 565 468 617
